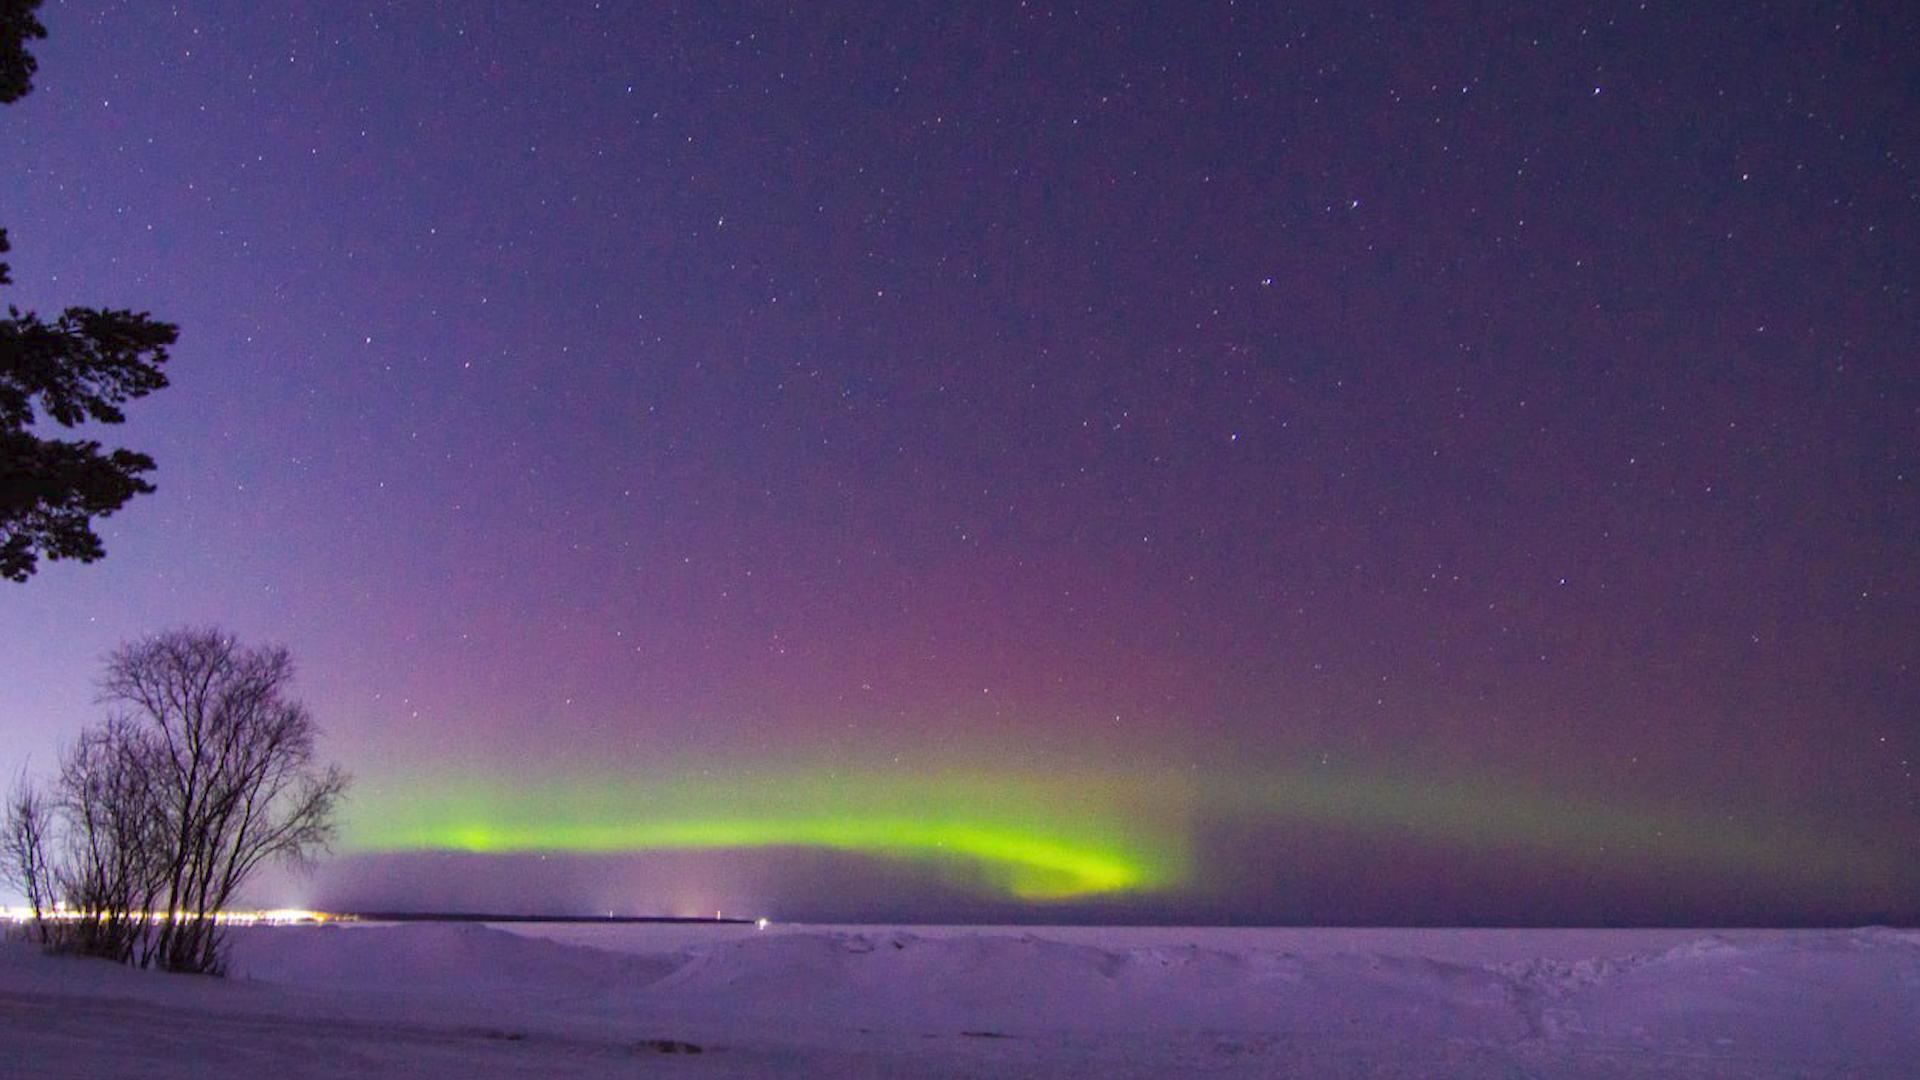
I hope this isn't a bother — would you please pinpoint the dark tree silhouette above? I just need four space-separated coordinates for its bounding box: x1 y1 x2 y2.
1 0 178 581
2 629 349 974
1 773 54 944
105 631 349 973
0 0 44 105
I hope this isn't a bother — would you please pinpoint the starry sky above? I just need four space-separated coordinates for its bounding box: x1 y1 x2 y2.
2 2 1916 925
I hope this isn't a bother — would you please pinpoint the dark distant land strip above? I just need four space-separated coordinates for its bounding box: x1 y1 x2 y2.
343 912 757 925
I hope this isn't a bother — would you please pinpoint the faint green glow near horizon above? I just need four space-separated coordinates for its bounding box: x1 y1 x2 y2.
1228 767 1899 887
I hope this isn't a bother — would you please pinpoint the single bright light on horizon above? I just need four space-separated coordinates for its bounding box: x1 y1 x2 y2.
756 917 770 930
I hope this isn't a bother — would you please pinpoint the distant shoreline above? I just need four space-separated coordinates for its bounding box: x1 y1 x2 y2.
343 912 758 925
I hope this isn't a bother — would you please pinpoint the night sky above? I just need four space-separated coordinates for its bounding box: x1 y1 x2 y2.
3 2 1916 925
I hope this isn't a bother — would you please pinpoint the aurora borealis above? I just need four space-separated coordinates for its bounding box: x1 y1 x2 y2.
3 3 1917 925
336 760 1901 914
345 769 1185 901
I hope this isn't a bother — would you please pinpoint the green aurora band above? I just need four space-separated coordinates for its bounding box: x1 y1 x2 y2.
345 770 1187 900
343 764 1899 902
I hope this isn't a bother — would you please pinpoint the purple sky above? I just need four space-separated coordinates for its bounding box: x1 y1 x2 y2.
2 2 1915 924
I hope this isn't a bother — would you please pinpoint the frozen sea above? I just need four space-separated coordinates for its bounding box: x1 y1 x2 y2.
3 920 1915 1077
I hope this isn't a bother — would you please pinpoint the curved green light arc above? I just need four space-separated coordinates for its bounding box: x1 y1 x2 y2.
343 767 1186 901
367 816 1156 900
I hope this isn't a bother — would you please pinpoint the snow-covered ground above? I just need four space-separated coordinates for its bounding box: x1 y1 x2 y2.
3 921 1915 1077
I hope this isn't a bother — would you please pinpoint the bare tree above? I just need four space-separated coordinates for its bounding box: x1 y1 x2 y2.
99 629 348 973
49 717 168 962
0 628 348 973
2 772 54 944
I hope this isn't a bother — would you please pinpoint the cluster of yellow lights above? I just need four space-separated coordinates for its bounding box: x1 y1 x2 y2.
0 906 335 926
0 907 778 928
